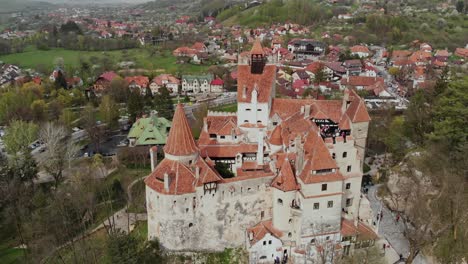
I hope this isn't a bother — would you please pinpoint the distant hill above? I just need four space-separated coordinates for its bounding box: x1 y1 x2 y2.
0 0 53 13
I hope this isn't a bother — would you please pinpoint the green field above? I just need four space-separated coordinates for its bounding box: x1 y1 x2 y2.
0 47 210 74
0 247 25 264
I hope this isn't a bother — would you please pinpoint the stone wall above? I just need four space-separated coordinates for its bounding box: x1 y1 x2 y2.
147 176 274 251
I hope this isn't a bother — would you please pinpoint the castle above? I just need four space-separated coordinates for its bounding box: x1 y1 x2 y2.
145 40 376 263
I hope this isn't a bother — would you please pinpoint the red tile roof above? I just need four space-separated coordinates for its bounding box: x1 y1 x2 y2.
345 90 371 122
199 144 257 158
151 74 180 86
125 76 149 88
341 76 384 87
341 219 378 241
271 159 300 192
350 45 370 54
98 71 119 82
210 78 224 85
269 125 283 145
237 64 276 103
251 38 265 55
247 220 283 246
164 104 198 156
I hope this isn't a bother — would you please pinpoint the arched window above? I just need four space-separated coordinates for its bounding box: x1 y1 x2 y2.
277 198 283 205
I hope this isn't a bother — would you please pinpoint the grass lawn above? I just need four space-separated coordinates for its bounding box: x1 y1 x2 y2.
210 103 237 112
0 47 210 75
0 247 25 264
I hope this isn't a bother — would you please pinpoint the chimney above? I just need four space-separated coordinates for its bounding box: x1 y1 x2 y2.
150 146 158 172
164 173 170 191
195 166 200 179
300 105 305 114
304 105 311 118
296 146 304 175
242 85 247 99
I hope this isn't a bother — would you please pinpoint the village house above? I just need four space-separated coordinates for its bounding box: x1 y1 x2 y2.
150 74 180 94
127 111 172 147
93 71 119 94
350 45 371 58
145 40 376 263
287 39 326 60
343 60 363 75
181 74 214 93
125 76 150 94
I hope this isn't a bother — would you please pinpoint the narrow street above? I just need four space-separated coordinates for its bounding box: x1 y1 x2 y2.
367 184 427 264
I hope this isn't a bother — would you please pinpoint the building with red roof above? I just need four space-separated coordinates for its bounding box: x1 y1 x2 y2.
145 40 374 262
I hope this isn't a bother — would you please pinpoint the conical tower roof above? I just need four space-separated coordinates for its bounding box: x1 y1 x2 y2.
271 158 299 192
164 104 198 156
251 38 265 55
269 125 283 146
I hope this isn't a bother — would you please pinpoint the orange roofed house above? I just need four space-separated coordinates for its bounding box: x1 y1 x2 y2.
145 40 375 263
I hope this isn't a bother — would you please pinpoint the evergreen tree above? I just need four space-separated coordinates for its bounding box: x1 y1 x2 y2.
127 90 144 122
54 70 68 89
153 86 174 120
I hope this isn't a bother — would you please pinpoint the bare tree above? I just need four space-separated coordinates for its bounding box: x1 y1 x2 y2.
38 122 79 188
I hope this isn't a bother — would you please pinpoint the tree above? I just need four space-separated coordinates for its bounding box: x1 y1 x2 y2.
430 77 468 149
100 95 120 130
31 99 47 122
153 86 174 120
107 231 140 264
54 70 68 89
81 104 104 154
456 0 465 13
127 90 144 122
403 90 433 146
3 120 38 155
313 65 326 84
108 77 129 103
38 122 78 188
59 108 77 130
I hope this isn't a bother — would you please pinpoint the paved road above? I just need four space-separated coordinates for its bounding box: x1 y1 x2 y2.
367 185 427 264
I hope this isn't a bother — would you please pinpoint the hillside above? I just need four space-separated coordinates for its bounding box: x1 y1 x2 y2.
217 0 333 27
0 0 53 13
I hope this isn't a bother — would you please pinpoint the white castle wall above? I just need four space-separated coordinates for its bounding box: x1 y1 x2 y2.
147 176 275 251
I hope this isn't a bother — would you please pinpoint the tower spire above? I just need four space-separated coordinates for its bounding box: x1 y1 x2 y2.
164 104 198 156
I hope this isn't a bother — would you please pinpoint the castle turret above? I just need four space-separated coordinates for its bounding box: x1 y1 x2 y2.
164 104 199 164
250 39 266 74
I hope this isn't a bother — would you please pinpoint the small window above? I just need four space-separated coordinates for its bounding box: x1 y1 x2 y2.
263 241 266 246
346 198 353 207
189 160 193 165
220 135 225 139
332 153 336 159
313 203 319 210
346 183 351 189
244 120 248 122
273 122 278 125
343 152 347 158
328 201 333 208
322 184 327 191
347 165 351 172
326 236 330 240
261 211 264 219
246 108 251 111
257 109 262 111
289 218 292 223
268 240 272 245
188 223 193 227
311 238 316 244
257 120 262 123
288 232 292 238
277 198 283 205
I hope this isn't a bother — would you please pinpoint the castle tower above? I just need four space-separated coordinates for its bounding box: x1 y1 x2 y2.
250 38 266 74
163 103 199 165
